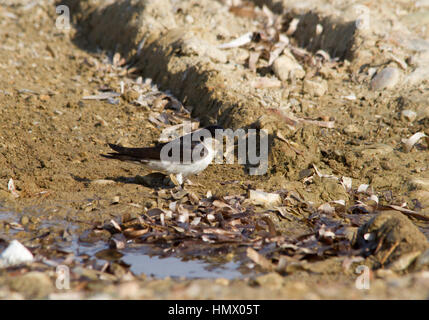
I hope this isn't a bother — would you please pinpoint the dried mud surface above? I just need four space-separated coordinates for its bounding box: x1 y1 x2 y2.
0 0 428 299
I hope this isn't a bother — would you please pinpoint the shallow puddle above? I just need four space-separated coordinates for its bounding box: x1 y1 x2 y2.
0 204 252 279
0 210 15 221
121 247 246 279
78 242 249 279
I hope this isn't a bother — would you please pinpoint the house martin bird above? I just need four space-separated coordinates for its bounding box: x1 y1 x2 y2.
102 125 223 185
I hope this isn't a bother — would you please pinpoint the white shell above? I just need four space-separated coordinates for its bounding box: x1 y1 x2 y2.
0 240 34 268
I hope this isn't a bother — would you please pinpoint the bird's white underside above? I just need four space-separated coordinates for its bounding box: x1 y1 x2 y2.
141 154 213 175
131 138 218 184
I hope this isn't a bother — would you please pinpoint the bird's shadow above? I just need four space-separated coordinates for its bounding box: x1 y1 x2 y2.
71 173 176 189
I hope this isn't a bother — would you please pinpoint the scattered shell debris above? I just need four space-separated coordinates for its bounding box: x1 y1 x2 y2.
0 0 428 299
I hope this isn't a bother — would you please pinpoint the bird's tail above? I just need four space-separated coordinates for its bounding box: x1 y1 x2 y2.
101 143 139 161
101 143 163 162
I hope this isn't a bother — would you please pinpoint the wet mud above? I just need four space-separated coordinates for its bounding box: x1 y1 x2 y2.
0 0 428 299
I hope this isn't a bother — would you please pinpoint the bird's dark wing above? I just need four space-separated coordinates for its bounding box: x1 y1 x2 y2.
102 141 208 163
102 125 221 163
102 143 166 161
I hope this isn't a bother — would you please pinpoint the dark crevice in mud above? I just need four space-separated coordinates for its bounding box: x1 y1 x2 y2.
285 12 357 61
61 0 266 129
251 0 359 61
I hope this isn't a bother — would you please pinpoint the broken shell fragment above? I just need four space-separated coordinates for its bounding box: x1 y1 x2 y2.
402 132 427 152
7 178 19 198
357 184 370 193
218 32 253 49
248 190 282 208
0 240 34 268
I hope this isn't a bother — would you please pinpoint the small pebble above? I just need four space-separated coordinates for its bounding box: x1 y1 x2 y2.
370 67 401 91
343 124 360 134
91 179 115 185
185 15 194 24
303 78 328 97
20 216 29 226
408 178 429 191
416 248 429 269
39 94 50 101
359 143 393 156
401 109 417 122
111 196 120 204
272 55 305 81
410 190 429 208
181 37 227 64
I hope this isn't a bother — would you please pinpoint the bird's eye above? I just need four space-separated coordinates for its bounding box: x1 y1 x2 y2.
200 136 205 142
